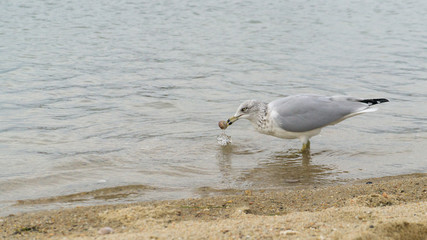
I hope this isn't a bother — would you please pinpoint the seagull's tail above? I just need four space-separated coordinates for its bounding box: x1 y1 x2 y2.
357 98 389 106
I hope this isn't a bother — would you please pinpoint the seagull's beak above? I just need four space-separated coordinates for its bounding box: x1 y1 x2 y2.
226 115 240 126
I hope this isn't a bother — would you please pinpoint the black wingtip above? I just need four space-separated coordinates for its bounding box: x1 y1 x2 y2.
358 98 389 106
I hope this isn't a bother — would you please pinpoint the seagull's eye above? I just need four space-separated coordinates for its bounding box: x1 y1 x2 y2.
241 107 248 112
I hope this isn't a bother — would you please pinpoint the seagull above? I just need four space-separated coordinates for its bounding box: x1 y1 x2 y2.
222 94 389 151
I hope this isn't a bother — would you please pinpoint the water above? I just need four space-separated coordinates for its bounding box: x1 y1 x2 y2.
1 0 426 216
217 132 232 146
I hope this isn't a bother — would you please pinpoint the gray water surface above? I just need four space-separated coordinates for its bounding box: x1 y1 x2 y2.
1 0 426 215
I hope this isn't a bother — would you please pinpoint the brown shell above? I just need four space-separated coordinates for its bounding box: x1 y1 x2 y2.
218 120 228 129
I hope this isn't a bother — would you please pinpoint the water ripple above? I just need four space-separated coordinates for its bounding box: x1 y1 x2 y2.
1 0 427 216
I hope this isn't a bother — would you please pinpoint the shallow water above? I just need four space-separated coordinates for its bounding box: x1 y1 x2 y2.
1 0 426 215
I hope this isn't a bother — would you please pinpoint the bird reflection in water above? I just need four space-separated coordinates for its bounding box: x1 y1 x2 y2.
216 146 342 189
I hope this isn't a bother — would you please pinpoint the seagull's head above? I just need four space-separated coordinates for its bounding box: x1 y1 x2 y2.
227 100 261 126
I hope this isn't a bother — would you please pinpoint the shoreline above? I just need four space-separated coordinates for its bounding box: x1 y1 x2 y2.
1 173 426 239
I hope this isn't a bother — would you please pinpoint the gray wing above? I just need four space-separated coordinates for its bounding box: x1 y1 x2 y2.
269 95 370 132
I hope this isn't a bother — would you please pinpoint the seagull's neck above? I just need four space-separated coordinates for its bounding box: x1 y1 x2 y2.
251 102 269 132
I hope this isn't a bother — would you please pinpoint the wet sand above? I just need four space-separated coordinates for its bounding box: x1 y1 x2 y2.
1 173 426 239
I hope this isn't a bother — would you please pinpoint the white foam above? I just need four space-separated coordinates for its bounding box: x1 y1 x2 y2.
216 132 232 146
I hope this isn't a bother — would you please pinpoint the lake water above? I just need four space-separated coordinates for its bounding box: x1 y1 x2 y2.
1 0 426 216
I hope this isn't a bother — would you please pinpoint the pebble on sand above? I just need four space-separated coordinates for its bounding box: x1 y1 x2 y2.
280 230 299 236
98 227 114 235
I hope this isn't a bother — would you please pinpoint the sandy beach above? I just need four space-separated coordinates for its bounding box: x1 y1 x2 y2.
1 173 426 240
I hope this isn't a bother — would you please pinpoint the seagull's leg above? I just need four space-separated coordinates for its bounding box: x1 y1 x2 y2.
299 136 311 152
301 140 310 152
